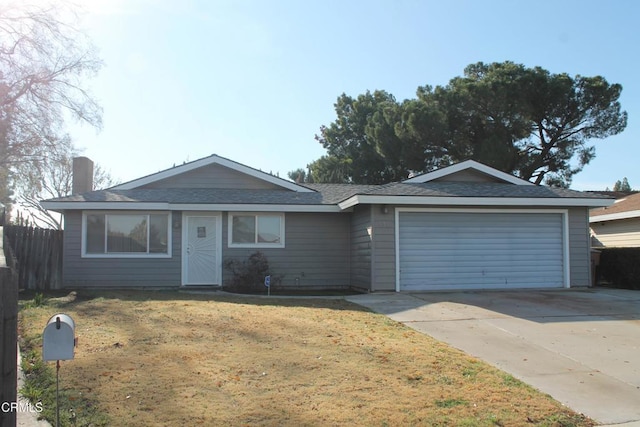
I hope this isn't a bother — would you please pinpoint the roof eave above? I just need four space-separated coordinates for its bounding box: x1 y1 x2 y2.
589 209 640 223
40 201 344 213
338 195 615 210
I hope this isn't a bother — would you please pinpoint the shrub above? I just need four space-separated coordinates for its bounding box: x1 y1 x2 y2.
597 248 640 290
223 251 281 293
20 292 49 310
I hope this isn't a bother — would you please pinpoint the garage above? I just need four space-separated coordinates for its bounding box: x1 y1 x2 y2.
397 209 567 291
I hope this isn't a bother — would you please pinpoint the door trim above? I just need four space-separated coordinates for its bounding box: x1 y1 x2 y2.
181 212 222 286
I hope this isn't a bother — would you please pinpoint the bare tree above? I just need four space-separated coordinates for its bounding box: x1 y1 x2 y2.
0 0 102 211
14 138 118 229
14 138 73 228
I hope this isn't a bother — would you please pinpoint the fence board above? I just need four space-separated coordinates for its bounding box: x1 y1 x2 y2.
1 228 18 427
3 225 63 290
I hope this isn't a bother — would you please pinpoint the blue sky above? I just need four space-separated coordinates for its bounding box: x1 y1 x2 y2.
70 0 639 190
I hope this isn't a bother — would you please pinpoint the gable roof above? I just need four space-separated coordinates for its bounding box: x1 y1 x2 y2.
42 181 611 212
113 154 314 193
41 155 614 212
590 192 640 222
404 160 534 186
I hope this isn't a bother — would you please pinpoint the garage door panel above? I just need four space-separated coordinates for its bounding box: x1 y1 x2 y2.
402 263 563 275
398 211 565 291
400 242 563 252
400 245 563 257
401 270 563 286
401 258 562 269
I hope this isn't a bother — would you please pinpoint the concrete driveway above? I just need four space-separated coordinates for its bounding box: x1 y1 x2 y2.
346 288 640 425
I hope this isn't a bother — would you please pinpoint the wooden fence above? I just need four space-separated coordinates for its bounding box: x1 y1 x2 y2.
3 225 63 291
1 227 18 427
1 223 62 425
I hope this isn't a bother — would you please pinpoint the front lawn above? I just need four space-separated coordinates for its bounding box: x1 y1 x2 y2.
19 291 594 426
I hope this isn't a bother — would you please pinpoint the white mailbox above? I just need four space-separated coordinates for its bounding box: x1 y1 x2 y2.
42 313 76 361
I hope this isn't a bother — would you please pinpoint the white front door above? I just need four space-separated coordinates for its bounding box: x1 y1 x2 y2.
182 213 221 286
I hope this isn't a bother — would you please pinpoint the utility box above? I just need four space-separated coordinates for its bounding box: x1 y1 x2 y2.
43 314 76 361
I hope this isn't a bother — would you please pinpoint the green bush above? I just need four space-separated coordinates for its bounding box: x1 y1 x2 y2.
223 251 282 293
597 248 640 290
23 293 48 309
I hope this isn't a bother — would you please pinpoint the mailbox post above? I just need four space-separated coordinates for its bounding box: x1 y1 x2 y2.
42 314 76 427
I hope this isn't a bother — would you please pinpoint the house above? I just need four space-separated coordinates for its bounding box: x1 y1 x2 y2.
590 192 640 247
41 155 613 292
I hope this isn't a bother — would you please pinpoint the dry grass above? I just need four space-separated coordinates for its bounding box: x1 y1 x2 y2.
19 290 594 426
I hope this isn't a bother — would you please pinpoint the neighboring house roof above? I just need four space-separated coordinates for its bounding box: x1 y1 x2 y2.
41 155 614 212
586 190 638 199
590 192 640 223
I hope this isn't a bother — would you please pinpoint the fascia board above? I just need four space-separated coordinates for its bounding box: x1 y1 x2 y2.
41 202 170 211
589 209 640 223
171 204 342 212
338 196 360 210
338 195 615 209
40 201 342 213
113 155 314 193
404 160 534 186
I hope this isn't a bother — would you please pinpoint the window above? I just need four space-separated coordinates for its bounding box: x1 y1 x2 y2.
83 212 171 257
229 213 284 248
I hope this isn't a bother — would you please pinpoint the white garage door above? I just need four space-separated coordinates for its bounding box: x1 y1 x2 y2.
398 211 565 291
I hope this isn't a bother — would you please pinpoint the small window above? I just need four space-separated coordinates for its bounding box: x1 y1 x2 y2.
229 213 284 248
83 212 171 257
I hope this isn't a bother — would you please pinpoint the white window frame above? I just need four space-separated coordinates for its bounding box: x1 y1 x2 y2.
81 211 172 258
228 212 285 248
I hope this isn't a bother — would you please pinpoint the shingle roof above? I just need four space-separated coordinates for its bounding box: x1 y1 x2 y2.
300 184 381 203
44 188 337 205
591 192 640 218
45 182 610 207
305 182 608 201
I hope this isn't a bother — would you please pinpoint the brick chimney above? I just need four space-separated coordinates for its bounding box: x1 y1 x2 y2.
72 157 94 195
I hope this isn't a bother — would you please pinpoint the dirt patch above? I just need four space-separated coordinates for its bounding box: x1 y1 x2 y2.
20 290 594 426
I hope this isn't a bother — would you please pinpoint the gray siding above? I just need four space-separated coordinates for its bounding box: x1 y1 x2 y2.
350 205 372 289
371 206 396 291
568 207 591 287
222 212 351 289
61 210 349 290
59 205 593 291
141 164 282 190
432 169 503 183
61 211 182 288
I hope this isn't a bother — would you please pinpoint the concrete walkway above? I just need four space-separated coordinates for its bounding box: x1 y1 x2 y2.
16 346 51 427
347 288 640 426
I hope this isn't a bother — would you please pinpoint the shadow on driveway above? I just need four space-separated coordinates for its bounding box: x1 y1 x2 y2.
347 288 640 425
